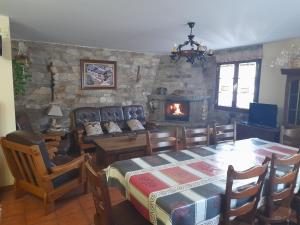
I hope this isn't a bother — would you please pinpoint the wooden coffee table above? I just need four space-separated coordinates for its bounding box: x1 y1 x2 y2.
93 133 147 167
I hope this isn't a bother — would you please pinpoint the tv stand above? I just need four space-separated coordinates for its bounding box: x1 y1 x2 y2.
236 123 280 142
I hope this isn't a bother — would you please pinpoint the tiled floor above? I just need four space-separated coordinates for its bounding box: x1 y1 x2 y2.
0 187 124 225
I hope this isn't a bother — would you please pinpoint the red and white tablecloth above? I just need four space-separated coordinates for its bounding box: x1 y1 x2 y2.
107 138 299 225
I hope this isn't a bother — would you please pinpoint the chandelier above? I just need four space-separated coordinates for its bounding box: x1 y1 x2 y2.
170 22 213 64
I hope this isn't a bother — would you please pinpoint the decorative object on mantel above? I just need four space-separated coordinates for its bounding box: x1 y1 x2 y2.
47 104 63 131
170 89 194 96
12 42 31 96
80 59 117 90
170 22 214 64
156 87 167 95
270 44 300 68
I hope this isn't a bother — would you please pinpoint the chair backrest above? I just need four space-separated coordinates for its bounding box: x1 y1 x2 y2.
0 135 49 189
16 111 34 132
214 122 236 144
85 157 114 225
223 158 269 225
146 129 178 155
280 126 300 148
265 153 300 217
183 126 210 149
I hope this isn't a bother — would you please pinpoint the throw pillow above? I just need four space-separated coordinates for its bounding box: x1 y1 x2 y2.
84 121 103 136
104 121 122 133
127 119 145 131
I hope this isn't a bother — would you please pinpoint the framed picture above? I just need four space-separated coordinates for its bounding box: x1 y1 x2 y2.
80 59 117 89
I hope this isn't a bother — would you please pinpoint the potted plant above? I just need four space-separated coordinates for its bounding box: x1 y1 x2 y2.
12 55 31 96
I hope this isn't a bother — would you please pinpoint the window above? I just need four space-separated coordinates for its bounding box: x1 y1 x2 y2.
216 60 261 111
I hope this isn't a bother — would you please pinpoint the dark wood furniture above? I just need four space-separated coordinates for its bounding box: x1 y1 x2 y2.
280 125 300 147
281 68 300 127
292 191 300 225
236 123 280 142
146 129 178 155
72 105 155 153
222 159 269 225
213 123 236 144
1 131 86 213
16 111 70 156
94 133 147 167
182 126 210 149
85 158 151 225
257 152 300 224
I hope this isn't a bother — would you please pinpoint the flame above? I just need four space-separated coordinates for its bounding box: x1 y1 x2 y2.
171 103 184 115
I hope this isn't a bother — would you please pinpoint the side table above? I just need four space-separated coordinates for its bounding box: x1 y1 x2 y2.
42 130 71 157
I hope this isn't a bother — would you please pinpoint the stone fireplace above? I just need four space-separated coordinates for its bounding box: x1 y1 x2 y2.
165 100 190 121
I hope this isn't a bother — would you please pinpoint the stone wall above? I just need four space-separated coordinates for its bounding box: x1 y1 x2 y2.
13 40 263 131
13 41 160 130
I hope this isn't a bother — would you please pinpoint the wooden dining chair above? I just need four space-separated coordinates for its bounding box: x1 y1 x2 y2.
85 157 151 225
222 158 269 225
280 125 300 148
213 122 236 144
291 191 300 225
146 129 178 155
257 152 300 224
182 126 210 149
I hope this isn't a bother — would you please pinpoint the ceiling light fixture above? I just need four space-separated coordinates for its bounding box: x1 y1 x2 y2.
170 22 213 64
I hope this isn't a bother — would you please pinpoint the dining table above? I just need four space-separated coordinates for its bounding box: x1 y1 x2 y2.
106 138 300 225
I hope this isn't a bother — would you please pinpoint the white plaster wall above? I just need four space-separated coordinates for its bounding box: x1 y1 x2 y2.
260 37 300 124
0 15 15 187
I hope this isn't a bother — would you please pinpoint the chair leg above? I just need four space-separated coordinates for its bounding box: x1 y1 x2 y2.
94 213 101 225
14 182 25 199
83 181 88 194
43 194 55 214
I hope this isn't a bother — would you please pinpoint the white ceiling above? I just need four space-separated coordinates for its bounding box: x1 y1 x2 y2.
1 0 300 53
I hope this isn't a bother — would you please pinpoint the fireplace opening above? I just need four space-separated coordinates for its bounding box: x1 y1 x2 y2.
165 100 190 121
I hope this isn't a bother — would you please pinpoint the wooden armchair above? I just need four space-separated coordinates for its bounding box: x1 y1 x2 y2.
222 158 269 225
0 131 86 213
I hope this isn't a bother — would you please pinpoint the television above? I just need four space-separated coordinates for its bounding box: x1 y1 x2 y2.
248 103 278 128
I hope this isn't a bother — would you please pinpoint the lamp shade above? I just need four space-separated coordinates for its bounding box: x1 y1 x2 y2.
47 105 63 117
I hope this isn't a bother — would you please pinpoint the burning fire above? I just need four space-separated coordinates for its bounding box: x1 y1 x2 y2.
170 103 184 116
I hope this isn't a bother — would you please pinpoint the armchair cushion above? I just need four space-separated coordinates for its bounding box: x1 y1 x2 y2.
52 154 74 166
104 121 122 133
52 169 80 188
84 121 103 136
123 105 146 126
6 130 53 172
73 107 101 130
127 119 145 131
100 106 126 129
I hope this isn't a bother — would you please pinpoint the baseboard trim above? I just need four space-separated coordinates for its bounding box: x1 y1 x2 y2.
0 184 14 192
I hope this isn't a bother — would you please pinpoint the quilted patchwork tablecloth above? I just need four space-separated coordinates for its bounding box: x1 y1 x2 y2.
107 138 299 225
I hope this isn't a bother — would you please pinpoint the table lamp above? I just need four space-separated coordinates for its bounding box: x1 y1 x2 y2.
47 104 63 131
